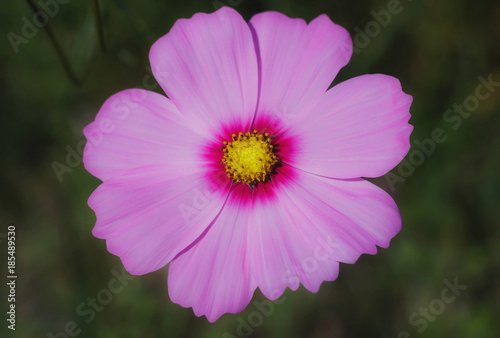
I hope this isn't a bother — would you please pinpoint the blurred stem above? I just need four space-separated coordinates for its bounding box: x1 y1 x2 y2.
90 0 106 53
25 0 81 86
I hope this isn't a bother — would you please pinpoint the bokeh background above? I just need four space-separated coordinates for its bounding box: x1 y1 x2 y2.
1 0 499 337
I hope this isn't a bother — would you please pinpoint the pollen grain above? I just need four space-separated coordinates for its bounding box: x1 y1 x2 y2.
222 130 280 185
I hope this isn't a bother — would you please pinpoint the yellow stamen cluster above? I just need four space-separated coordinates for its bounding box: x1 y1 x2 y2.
222 130 280 185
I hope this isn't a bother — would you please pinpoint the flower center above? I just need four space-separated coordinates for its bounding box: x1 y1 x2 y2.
222 130 281 185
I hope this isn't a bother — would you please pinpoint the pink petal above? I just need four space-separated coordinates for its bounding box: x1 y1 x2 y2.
288 74 413 178
247 167 401 299
89 164 231 275
149 7 258 133
168 183 255 322
83 89 210 182
249 12 352 122
168 164 401 319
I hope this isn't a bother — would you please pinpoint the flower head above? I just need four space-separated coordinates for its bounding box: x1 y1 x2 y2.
83 7 412 322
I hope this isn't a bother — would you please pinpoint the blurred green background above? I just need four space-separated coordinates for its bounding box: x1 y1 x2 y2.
1 0 499 337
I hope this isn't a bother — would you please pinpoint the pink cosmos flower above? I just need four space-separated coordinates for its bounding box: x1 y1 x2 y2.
83 7 412 322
